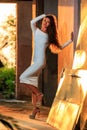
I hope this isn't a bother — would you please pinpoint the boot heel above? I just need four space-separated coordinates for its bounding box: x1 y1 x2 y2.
29 107 40 119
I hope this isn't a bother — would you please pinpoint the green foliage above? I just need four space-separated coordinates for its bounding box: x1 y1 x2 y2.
0 67 15 99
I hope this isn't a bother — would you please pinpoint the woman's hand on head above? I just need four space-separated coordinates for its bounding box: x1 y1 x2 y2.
49 44 62 54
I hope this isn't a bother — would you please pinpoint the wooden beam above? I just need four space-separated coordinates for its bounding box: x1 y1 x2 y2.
0 0 32 2
36 0 44 16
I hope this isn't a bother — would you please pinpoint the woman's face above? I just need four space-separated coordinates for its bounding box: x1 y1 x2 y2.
41 17 50 32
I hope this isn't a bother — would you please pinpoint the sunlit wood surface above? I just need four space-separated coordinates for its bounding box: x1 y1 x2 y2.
47 69 87 130
47 101 79 130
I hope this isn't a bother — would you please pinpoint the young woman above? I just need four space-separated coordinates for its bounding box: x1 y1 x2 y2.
19 14 73 119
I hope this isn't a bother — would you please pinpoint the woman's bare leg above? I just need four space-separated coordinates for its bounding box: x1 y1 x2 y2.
21 83 43 119
22 83 43 106
32 92 37 106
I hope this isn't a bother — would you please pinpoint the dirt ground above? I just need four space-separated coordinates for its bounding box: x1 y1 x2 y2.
0 99 57 130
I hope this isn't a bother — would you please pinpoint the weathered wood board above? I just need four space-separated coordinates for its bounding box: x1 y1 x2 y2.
47 69 87 130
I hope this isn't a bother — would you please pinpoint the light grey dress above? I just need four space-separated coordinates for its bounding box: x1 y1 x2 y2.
19 14 48 87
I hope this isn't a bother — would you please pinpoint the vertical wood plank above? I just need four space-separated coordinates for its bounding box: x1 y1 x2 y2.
58 0 74 82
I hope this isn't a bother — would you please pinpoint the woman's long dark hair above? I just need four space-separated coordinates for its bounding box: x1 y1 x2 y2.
46 14 61 48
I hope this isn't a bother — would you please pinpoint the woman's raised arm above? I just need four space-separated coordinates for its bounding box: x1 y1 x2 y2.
30 14 46 32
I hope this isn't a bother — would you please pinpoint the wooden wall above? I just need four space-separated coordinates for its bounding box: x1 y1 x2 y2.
58 0 74 82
